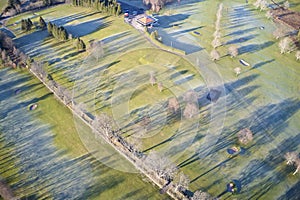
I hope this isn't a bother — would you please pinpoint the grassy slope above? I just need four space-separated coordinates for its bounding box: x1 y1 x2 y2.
0 68 168 199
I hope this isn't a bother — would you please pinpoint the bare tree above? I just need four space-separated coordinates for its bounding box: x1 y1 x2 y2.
183 103 198 119
191 190 212 200
295 51 300 61
210 49 220 61
234 67 241 76
211 38 222 48
285 152 298 165
92 114 113 137
279 37 296 54
149 71 157 86
266 10 273 19
1 50 7 61
56 84 66 99
74 102 87 117
128 135 143 154
228 45 239 58
168 97 180 113
63 88 72 104
237 128 253 145
294 159 300 175
90 40 104 61
273 27 286 39
183 90 198 103
284 152 300 175
144 151 178 181
174 172 190 192
283 1 290 9
31 61 47 80
158 82 163 92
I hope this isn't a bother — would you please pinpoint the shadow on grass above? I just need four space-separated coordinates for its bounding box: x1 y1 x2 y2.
238 41 274 55
251 59 275 69
65 17 111 38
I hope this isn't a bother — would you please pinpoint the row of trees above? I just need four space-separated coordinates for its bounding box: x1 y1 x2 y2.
30 60 73 105
47 22 68 41
21 18 33 32
210 3 223 61
21 17 46 32
70 0 122 16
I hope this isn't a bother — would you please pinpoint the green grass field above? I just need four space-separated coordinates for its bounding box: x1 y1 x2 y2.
0 67 169 199
157 0 300 199
3 0 300 199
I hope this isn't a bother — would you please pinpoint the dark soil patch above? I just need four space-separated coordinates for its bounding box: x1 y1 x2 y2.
271 8 300 30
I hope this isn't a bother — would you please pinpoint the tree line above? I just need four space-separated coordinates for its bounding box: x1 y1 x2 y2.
2 0 64 17
21 17 46 32
0 31 27 68
47 22 68 41
70 0 122 16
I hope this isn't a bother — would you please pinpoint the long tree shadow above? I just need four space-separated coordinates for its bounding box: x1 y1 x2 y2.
238 41 274 55
65 17 111 38
251 59 275 69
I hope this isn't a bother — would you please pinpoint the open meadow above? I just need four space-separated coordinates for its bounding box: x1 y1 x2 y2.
1 0 300 199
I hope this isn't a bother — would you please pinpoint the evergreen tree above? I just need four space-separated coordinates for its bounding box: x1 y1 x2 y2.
27 18 33 31
21 19 26 31
47 22 53 35
39 17 47 29
79 39 86 51
116 3 121 16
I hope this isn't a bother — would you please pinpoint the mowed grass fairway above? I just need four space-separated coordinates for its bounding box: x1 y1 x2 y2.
0 68 169 199
155 0 300 199
4 0 300 199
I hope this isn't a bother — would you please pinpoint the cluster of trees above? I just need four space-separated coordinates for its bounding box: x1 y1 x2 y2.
253 0 268 11
144 151 178 181
275 29 300 59
47 22 68 41
0 32 27 68
257 0 300 58
143 0 173 12
167 90 199 119
20 17 46 32
149 71 164 92
3 0 21 15
70 0 122 16
284 152 300 175
210 3 223 61
21 18 33 32
3 0 63 17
